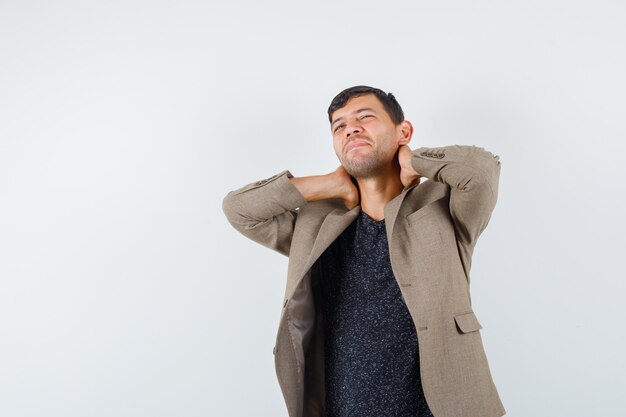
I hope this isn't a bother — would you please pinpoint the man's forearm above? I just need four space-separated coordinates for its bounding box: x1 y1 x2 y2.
410 145 500 192
289 174 339 202
289 167 360 210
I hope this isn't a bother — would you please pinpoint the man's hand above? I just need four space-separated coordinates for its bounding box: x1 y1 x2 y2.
289 165 360 210
332 165 360 210
398 145 422 188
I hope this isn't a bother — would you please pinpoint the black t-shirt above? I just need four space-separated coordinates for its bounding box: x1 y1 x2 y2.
317 210 434 417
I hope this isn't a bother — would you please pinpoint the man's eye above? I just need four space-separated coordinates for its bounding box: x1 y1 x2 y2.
335 125 345 132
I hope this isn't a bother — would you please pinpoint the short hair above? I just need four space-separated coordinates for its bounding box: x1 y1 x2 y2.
327 85 405 126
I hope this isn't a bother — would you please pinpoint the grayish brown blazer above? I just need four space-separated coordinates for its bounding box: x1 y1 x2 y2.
222 145 506 417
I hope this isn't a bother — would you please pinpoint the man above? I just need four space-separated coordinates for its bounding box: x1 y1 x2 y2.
222 85 506 417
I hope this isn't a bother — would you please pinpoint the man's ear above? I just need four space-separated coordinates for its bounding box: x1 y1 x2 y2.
397 120 413 146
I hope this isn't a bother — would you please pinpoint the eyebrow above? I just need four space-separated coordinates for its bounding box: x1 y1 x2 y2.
331 107 377 128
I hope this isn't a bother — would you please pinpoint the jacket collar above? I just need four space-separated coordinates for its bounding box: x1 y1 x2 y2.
293 182 419 282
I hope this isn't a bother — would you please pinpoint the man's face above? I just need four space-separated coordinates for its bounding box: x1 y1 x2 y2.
330 93 402 179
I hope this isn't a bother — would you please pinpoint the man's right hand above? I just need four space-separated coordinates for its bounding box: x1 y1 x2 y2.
332 165 360 210
289 165 360 210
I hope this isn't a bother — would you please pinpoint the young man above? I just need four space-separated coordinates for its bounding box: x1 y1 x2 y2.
222 86 506 417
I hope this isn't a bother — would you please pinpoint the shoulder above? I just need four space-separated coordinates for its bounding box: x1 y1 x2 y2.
295 199 345 224
406 178 450 205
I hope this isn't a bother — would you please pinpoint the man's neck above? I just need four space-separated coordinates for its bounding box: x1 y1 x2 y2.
355 171 404 221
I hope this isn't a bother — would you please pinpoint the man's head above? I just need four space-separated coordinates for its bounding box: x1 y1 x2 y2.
328 85 405 126
328 85 413 179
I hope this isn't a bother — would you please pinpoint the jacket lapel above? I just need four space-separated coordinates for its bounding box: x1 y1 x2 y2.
383 182 418 243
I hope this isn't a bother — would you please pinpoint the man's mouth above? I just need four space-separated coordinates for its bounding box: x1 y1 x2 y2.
346 140 370 152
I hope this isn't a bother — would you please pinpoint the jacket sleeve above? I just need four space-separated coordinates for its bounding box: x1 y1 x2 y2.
222 169 309 257
410 145 501 278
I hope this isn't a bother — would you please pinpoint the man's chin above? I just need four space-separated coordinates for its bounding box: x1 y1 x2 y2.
343 166 372 179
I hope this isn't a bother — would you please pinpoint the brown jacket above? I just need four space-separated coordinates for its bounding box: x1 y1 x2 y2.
222 145 506 417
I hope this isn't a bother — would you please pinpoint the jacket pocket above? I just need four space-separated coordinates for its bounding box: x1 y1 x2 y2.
454 311 483 333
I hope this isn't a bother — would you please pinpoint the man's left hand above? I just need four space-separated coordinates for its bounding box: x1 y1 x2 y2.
398 145 422 188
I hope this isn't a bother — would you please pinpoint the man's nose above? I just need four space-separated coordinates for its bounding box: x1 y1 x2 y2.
345 123 362 138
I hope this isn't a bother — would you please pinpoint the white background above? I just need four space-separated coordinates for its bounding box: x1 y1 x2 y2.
1 1 625 416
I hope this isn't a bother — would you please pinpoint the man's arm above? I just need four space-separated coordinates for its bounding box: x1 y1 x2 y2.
222 167 359 257
222 170 307 257
403 145 501 278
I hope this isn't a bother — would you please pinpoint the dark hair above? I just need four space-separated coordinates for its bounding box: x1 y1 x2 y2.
327 85 405 126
